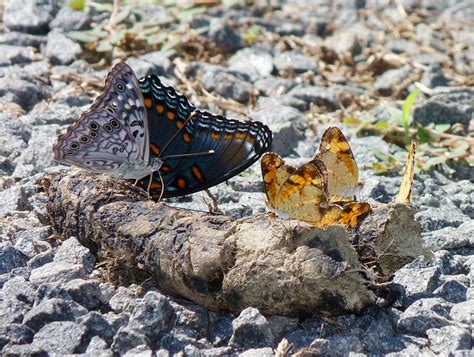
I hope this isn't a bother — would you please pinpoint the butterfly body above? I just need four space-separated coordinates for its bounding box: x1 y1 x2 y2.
54 63 272 198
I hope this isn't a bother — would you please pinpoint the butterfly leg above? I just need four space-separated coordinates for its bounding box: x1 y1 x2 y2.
155 170 165 203
133 179 139 186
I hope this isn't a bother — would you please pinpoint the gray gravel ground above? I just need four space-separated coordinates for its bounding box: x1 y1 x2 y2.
0 0 473 356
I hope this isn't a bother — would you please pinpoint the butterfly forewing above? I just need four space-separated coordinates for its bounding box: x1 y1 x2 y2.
261 153 296 208
316 127 360 202
90 63 149 162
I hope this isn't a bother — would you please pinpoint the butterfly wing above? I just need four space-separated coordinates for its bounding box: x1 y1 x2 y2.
53 109 142 176
138 75 272 199
89 63 149 163
274 159 332 223
316 127 359 202
396 141 416 204
261 152 297 209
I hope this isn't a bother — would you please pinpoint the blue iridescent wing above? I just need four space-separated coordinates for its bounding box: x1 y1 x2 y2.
137 75 272 199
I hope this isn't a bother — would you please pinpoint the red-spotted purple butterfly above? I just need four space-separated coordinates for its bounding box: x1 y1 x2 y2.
53 63 272 200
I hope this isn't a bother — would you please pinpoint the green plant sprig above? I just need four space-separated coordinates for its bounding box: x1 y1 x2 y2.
343 89 473 174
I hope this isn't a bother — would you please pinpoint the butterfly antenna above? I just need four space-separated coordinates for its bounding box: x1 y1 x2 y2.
159 111 198 157
160 150 214 161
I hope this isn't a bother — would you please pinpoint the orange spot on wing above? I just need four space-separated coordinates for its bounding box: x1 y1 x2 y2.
176 120 184 129
167 111 176 120
223 134 233 140
150 143 160 155
156 104 165 114
211 132 220 140
150 182 162 189
177 178 186 189
144 98 152 108
183 133 192 142
235 132 247 140
192 166 204 182
161 165 172 172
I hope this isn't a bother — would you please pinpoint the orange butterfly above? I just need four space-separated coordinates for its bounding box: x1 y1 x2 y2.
261 127 370 228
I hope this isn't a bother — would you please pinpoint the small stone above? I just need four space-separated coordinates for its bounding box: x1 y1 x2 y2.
3 0 56 34
33 321 88 354
63 279 101 310
421 220 474 251
128 291 175 341
229 307 274 349
137 51 173 77
266 315 298 341
324 32 361 56
0 77 43 111
22 298 88 332
13 226 52 258
111 327 150 355
286 85 340 111
209 19 244 53
23 101 85 126
0 323 34 350
254 76 296 97
2 276 35 306
239 347 274 357
172 299 210 339
312 335 364 356
34 283 72 304
109 286 140 313
420 64 449 88
29 262 87 286
50 5 90 31
86 336 111 354
79 311 116 345
54 237 95 274
126 58 156 78
0 246 28 274
413 88 473 129
398 298 453 336
274 51 319 74
202 71 253 103
0 32 46 47
124 344 153 357
12 124 61 179
228 47 274 81
44 29 82 65
449 301 472 325
426 325 472 354
159 332 205 353
374 65 412 96
27 250 54 270
0 45 35 66
2 343 48 356
433 280 467 303
209 312 233 347
392 266 441 306
416 206 469 232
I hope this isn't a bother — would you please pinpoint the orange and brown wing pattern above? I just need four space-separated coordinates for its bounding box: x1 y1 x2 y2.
274 159 329 223
316 127 360 202
396 141 416 204
261 153 296 209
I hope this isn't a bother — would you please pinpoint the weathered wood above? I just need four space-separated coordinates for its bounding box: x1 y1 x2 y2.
46 171 426 317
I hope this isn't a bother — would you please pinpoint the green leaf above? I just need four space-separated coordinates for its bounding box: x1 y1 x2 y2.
433 123 450 133
95 41 113 52
423 156 447 169
417 125 431 143
374 121 391 131
342 117 361 125
388 107 403 125
372 148 389 162
67 31 99 43
113 8 132 25
402 88 420 129
146 33 168 45
68 0 86 11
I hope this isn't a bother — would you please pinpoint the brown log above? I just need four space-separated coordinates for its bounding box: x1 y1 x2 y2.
46 171 427 317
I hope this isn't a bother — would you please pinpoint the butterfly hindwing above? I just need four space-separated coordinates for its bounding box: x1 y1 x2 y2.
53 109 140 174
316 127 360 202
261 152 296 208
138 74 273 199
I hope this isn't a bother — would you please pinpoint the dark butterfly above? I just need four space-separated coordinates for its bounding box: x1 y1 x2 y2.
53 63 272 200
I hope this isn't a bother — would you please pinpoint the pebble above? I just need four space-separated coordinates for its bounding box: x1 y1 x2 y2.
44 29 82 65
